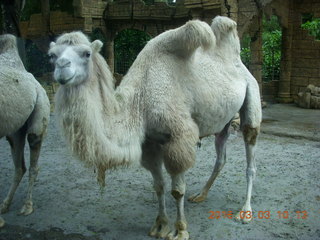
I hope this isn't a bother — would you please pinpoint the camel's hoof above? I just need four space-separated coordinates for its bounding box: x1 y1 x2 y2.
234 210 253 224
188 193 206 203
0 202 10 214
165 230 189 240
149 216 171 238
19 201 33 216
0 217 5 228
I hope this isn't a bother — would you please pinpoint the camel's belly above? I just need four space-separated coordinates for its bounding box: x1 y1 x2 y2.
191 83 246 137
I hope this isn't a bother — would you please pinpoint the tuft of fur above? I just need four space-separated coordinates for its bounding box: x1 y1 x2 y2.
55 31 91 46
148 19 215 58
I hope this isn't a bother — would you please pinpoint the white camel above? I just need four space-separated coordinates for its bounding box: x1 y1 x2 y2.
0 34 50 227
49 16 261 240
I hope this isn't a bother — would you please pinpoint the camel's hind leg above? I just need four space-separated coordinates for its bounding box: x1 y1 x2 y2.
19 133 43 215
189 121 231 203
1 129 27 214
141 141 170 238
235 126 259 223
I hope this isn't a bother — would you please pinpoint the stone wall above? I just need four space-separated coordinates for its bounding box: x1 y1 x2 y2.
290 0 320 102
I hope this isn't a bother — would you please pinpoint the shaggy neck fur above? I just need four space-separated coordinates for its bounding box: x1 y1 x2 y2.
55 51 144 185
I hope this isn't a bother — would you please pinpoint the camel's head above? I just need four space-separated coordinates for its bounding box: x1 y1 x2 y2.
48 31 103 86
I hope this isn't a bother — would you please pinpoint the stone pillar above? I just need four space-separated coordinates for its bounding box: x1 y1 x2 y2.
248 14 263 96
277 21 293 103
220 0 238 22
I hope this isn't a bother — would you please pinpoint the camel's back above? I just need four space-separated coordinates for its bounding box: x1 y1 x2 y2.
0 66 37 137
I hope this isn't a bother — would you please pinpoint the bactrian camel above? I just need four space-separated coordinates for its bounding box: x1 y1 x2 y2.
0 34 50 227
49 16 261 240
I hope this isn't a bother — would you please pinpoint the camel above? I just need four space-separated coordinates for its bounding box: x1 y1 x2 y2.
0 34 50 227
49 16 261 240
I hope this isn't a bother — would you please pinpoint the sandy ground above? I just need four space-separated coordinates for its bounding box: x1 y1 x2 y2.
0 104 319 240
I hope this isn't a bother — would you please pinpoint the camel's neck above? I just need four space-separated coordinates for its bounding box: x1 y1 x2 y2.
55 63 144 184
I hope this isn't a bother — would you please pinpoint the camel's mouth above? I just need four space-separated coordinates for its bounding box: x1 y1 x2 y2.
55 73 76 85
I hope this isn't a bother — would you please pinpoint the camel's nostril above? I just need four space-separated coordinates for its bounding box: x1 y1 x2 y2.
56 58 71 68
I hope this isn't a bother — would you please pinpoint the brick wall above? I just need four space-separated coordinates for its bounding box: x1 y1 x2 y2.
290 0 320 101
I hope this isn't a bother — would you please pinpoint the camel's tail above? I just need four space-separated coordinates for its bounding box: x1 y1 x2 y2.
151 20 215 58
210 16 240 54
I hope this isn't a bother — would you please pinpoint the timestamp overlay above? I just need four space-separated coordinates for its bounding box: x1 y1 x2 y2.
207 210 316 220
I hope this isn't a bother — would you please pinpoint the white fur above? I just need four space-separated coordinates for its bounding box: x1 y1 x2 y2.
51 16 262 238
0 34 50 226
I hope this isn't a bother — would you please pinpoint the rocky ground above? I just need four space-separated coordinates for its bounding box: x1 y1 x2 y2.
0 104 319 240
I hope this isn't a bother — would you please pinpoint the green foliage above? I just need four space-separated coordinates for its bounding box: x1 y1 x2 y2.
262 16 282 81
114 29 151 74
301 15 320 40
21 0 41 21
240 34 251 68
240 15 282 82
262 15 282 81
21 0 74 21
25 40 52 77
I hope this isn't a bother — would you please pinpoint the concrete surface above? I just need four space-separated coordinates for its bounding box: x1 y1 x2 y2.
0 103 319 240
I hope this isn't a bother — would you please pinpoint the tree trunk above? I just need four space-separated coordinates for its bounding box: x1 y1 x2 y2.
41 0 50 36
0 0 25 36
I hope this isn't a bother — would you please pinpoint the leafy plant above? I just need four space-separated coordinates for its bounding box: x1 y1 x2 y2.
25 40 52 77
114 29 151 74
262 15 282 81
240 34 251 68
240 15 282 82
301 17 320 40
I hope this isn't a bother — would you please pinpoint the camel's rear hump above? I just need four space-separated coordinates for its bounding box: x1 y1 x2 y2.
211 16 241 55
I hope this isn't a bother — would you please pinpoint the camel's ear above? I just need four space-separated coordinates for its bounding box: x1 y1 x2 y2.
49 42 56 49
91 40 103 53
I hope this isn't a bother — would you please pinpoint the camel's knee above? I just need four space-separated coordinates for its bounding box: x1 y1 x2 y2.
247 167 256 179
27 134 42 150
242 126 259 145
171 173 186 199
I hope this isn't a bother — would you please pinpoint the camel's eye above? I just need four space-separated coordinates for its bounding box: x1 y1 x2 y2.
48 53 57 61
84 51 91 58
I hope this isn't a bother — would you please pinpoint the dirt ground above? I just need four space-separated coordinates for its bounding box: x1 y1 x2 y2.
0 104 319 240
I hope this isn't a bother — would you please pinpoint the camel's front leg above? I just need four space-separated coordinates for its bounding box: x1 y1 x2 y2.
141 142 170 238
166 173 189 240
189 122 230 203
235 126 258 223
1 133 27 214
148 166 170 238
19 134 42 216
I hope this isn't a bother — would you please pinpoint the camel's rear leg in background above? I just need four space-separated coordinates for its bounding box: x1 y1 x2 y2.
188 121 231 203
1 127 27 214
0 130 44 216
235 83 262 223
